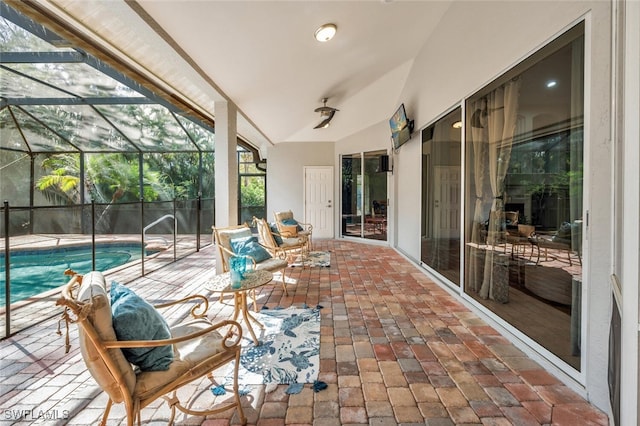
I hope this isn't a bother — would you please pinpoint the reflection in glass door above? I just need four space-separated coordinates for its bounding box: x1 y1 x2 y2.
421 108 462 285
464 23 584 370
341 151 388 241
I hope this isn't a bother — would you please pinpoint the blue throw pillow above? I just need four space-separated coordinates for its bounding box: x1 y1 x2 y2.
282 218 303 231
230 235 272 263
110 282 173 371
269 223 284 245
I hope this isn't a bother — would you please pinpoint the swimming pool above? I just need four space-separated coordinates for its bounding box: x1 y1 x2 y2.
1 243 157 305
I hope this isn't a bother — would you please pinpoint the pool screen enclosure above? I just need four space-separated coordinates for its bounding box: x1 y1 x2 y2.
0 2 256 338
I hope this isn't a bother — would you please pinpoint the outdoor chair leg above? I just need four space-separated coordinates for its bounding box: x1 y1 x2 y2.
281 269 288 296
100 399 113 426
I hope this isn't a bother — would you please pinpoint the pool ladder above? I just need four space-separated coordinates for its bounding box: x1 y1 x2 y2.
143 214 176 247
142 214 176 275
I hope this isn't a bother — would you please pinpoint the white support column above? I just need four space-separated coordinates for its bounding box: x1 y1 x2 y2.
213 101 238 274
214 100 238 227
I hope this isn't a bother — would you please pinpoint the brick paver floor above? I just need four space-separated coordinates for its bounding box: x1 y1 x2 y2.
0 240 609 425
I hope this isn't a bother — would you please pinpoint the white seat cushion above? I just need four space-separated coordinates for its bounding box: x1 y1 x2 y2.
254 257 288 271
280 236 306 249
171 319 225 363
134 319 226 400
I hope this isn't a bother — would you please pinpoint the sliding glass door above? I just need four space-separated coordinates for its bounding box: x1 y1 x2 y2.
464 22 584 370
421 107 462 285
341 150 388 241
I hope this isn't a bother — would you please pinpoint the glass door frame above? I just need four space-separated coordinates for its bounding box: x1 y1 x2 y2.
340 150 389 242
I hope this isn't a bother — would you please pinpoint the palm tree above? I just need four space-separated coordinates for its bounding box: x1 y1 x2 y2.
36 154 82 205
36 153 172 204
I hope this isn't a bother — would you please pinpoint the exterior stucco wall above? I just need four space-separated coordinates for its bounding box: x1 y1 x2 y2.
266 142 334 221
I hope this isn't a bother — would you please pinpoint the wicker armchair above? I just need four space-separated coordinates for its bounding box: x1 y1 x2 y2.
253 216 307 262
273 210 313 251
56 270 246 426
212 224 289 297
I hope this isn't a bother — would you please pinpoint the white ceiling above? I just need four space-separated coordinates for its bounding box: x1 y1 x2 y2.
130 0 454 148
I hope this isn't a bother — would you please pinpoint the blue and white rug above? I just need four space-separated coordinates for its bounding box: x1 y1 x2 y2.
214 306 321 388
291 251 330 267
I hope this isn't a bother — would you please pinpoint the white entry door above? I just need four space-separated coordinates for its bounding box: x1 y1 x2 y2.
433 166 461 239
304 166 334 239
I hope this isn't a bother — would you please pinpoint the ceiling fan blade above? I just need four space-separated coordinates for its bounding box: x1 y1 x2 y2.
314 110 336 129
314 118 331 129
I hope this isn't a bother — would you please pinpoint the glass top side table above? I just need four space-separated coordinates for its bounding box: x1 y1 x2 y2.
206 269 273 345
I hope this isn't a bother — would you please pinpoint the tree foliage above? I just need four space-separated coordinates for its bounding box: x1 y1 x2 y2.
240 176 265 206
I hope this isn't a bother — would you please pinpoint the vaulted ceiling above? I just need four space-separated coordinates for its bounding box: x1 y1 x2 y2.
9 0 455 152
134 0 453 146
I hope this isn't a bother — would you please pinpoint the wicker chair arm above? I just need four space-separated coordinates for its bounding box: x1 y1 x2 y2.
102 319 243 350
154 294 209 319
297 221 313 231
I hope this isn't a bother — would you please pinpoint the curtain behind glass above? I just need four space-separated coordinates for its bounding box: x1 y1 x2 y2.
480 79 522 301
463 22 584 370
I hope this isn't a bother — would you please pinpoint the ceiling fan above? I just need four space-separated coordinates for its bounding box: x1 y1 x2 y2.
314 98 339 129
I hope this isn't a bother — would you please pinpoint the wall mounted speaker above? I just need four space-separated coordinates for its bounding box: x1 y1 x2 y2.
378 155 391 172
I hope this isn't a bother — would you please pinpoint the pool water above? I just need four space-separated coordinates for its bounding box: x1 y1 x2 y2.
1 243 156 305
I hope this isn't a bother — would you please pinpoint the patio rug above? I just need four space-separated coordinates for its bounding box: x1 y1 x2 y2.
290 250 330 267
213 305 321 391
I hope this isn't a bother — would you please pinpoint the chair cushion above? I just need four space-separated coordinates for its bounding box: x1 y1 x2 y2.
134 319 227 400
275 210 294 222
134 359 190 401
217 227 252 250
280 224 299 237
282 218 303 231
281 236 305 249
110 282 174 372
76 271 135 403
255 218 279 248
217 227 253 263
230 235 272 263
269 223 284 245
171 319 225 363
254 257 288 272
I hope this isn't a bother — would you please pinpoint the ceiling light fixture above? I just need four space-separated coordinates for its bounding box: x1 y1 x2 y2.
314 24 337 42
452 121 462 129
546 80 558 88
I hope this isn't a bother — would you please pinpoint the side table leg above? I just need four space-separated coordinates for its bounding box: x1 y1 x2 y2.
239 291 260 346
231 293 242 322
